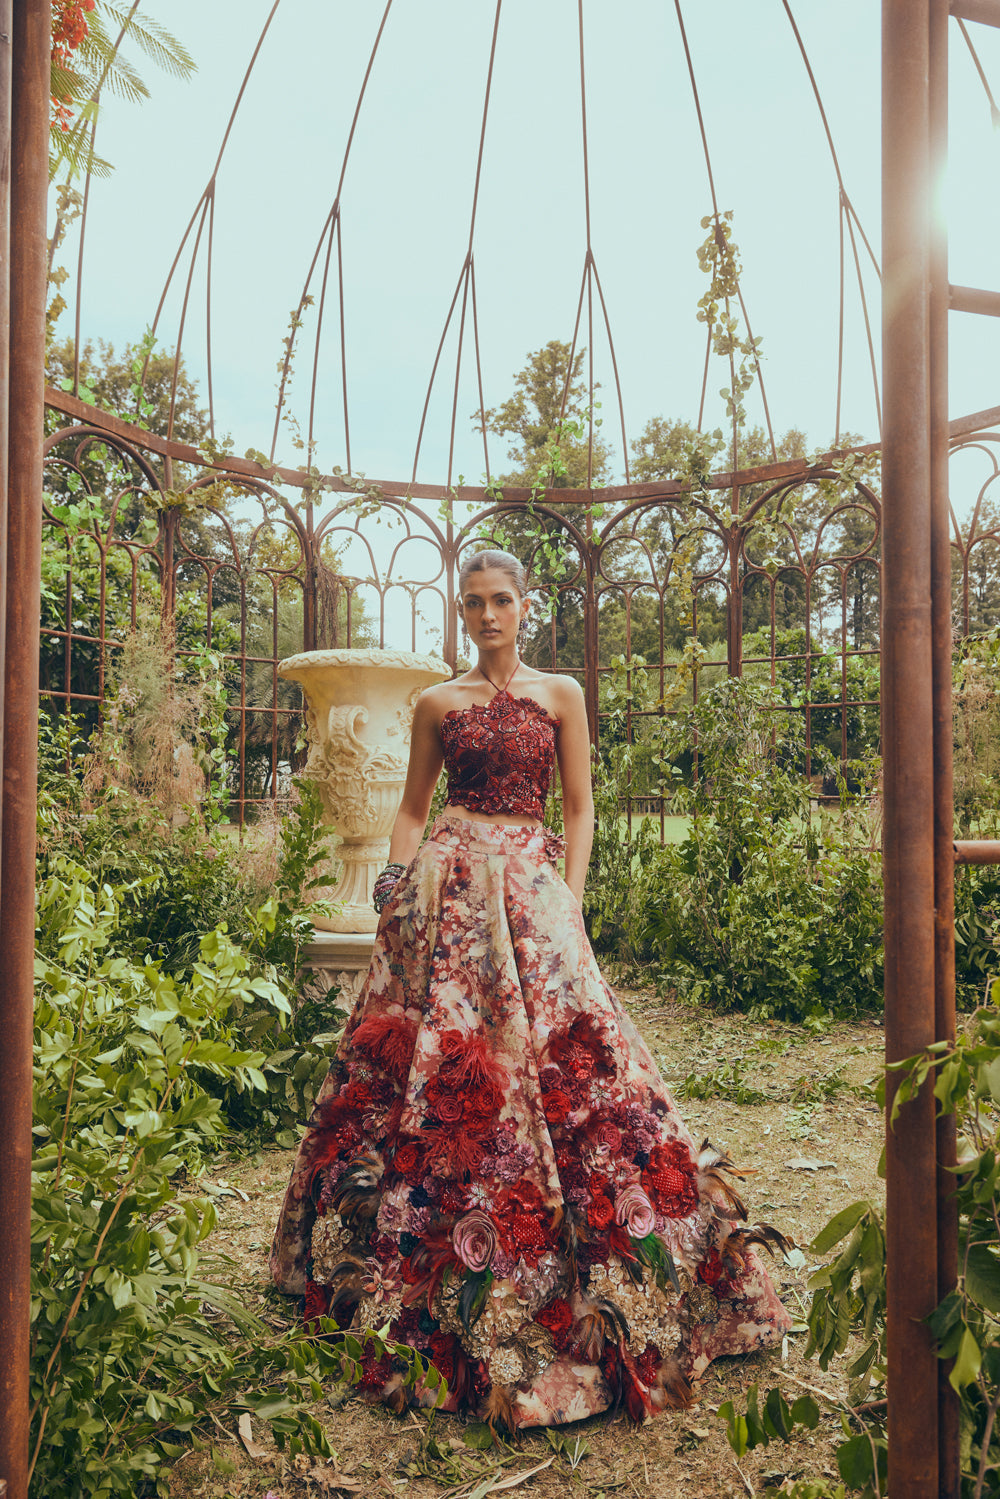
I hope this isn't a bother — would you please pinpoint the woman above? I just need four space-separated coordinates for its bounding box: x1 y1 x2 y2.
271 548 791 1429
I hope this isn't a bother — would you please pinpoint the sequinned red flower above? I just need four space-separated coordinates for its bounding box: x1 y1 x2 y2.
643 1139 699 1217
587 1194 614 1230
536 1297 573 1336
698 1247 725 1288
543 1090 572 1124
303 1277 331 1326
393 1142 424 1181
512 1212 550 1251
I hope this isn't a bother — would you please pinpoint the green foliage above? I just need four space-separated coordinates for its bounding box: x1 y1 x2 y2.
889 986 1000 1491
717 1207 887 1496
50 3 196 182
229 779 349 1146
804 1202 886 1405
635 676 884 1020
543 1427 591 1470
719 1382 820 1457
676 1058 767 1105
742 626 881 774
475 339 612 490
695 210 764 461
954 628 1000 834
38 705 342 1138
582 656 661 953
48 334 210 447
954 862 1000 1008
31 850 431 1498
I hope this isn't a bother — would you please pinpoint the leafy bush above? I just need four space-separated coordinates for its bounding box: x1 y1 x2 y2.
38 707 345 1143
31 853 434 1498
894 982 1000 1495
718 980 1000 1496
954 862 1000 1008
635 677 884 1021
954 628 1000 834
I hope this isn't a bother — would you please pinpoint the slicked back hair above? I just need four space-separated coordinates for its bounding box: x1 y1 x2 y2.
457 548 529 598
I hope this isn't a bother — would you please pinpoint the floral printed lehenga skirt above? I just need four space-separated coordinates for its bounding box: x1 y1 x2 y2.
270 813 792 1427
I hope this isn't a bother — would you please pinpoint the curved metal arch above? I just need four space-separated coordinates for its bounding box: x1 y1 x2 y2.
271 0 397 467
142 0 286 438
312 491 449 558
453 499 592 568
43 423 167 497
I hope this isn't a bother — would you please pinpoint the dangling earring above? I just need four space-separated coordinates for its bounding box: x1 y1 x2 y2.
517 616 528 656
461 620 470 656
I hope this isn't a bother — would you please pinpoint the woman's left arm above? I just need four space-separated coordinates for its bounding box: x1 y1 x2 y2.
553 677 595 905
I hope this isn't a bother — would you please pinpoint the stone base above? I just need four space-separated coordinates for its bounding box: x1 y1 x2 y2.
313 902 379 935
300 928 376 1008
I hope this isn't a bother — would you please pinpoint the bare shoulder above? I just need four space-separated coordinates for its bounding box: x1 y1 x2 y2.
545 672 586 718
413 675 470 727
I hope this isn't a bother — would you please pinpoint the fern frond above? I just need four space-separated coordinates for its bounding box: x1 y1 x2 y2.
101 5 197 80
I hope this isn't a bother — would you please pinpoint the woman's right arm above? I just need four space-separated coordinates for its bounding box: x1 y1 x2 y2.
386 690 446 868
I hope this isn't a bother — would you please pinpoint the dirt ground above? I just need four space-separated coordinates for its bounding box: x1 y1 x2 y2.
165 991 886 1499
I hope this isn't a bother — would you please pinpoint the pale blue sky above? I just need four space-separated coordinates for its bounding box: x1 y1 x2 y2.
54 0 1000 491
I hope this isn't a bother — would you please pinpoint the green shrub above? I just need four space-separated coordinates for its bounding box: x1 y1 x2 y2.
635 677 884 1021
39 706 345 1136
31 853 433 1498
718 980 1000 1495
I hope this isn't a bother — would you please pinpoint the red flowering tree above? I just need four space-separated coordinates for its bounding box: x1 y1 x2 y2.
49 1 194 180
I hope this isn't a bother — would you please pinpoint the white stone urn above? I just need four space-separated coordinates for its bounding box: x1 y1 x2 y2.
279 647 450 932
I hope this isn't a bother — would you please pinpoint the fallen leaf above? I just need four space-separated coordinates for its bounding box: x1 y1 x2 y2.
484 1457 556 1492
785 1157 837 1171
236 1412 268 1460
213 1179 250 1201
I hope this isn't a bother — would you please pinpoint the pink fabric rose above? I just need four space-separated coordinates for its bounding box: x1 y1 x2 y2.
614 1183 656 1239
452 1209 498 1272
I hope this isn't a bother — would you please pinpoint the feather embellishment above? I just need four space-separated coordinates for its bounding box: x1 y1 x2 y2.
351 1011 417 1084
483 1381 520 1440
380 1373 408 1414
327 1255 367 1318
439 1026 509 1091
720 1223 791 1274
330 1152 383 1228
400 1230 461 1312
569 1289 630 1361
695 1140 749 1221
648 1353 695 1411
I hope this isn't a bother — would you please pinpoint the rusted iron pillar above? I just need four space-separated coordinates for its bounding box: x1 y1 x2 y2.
0 5 49 1498
0 0 11 829
725 517 744 679
882 3 941 1495
583 543 599 747
929 1 959 1492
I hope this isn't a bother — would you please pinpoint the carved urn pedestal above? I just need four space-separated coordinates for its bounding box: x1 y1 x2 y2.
278 647 450 999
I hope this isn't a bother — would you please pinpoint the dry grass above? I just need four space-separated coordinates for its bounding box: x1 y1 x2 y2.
83 610 208 814
164 992 885 1499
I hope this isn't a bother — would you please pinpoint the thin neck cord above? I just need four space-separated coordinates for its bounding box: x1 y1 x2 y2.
478 656 521 698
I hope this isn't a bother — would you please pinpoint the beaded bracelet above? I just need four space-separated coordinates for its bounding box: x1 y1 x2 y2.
372 861 406 913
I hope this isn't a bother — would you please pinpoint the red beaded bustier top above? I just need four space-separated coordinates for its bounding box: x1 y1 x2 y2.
440 681 559 820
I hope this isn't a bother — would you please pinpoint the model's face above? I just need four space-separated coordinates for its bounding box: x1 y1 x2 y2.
459 568 528 646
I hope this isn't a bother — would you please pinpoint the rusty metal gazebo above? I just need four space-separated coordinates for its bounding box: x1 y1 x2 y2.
3 2 1000 1495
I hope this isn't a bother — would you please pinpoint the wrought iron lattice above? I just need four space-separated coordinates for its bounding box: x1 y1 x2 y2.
41 394 1000 828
